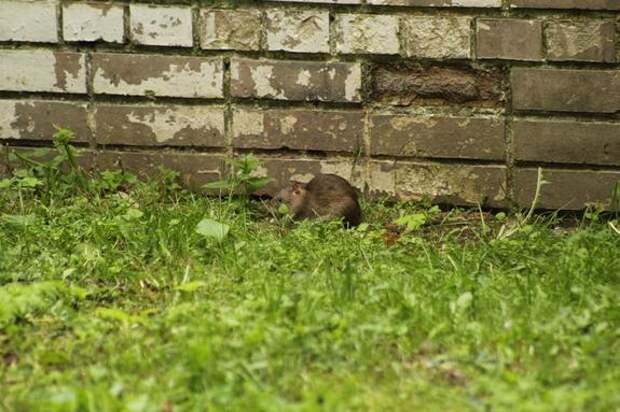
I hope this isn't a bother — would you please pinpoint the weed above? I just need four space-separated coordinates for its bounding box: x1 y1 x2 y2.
0 155 619 412
205 154 272 202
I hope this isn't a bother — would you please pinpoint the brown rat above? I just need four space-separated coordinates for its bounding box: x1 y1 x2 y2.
273 174 362 227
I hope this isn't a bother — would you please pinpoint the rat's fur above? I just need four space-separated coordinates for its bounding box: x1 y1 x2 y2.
274 174 362 227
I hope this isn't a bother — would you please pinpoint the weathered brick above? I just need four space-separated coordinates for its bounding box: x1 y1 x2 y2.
63 2 124 43
94 104 225 147
510 0 620 10
515 168 620 210
268 0 362 3
0 100 90 142
200 9 261 51
546 19 616 63
265 10 329 54
369 0 501 6
231 58 362 103
95 151 226 192
252 157 363 196
395 162 507 207
511 69 620 113
373 63 504 108
335 14 399 55
92 53 223 98
402 17 471 59
368 160 396 196
0 50 87 94
130 4 193 47
370 114 505 160
0 1 57 43
477 19 543 61
513 119 620 166
233 108 363 152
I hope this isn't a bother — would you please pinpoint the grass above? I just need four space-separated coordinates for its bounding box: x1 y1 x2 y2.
0 168 619 412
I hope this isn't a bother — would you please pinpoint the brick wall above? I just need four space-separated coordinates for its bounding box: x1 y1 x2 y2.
1 0 619 210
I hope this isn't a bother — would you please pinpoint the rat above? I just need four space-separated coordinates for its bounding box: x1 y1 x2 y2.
273 173 362 227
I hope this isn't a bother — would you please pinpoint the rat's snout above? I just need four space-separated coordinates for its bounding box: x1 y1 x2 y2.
273 188 290 205
272 194 283 204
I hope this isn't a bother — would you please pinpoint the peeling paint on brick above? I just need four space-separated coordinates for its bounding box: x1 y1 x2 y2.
401 16 471 59
266 10 329 53
0 1 58 43
92 54 223 98
231 58 362 102
371 114 504 160
0 100 90 142
200 9 261 51
368 0 501 6
232 109 265 138
53 52 85 91
0 50 87 94
63 3 124 43
546 19 616 63
335 14 399 55
368 160 396 196
130 4 193 47
94 104 225 146
395 162 506 206
249 64 286 99
515 168 620 210
233 108 363 152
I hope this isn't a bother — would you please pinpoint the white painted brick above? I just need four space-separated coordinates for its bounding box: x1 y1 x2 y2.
63 2 124 43
0 0 58 43
266 10 329 54
130 4 192 47
0 50 87 94
335 14 400 55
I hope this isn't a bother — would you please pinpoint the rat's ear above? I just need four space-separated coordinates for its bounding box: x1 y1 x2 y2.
290 180 305 190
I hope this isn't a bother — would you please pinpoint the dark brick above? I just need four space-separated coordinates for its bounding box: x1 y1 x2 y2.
515 168 620 210
373 62 505 108
94 151 226 192
513 119 620 166
510 0 620 10
370 114 505 160
0 100 91 142
230 58 362 103
512 69 620 113
94 104 226 147
546 19 616 63
233 108 363 152
477 19 543 61
395 162 507 207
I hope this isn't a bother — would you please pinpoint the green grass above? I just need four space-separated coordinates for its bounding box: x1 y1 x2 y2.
1 175 619 412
